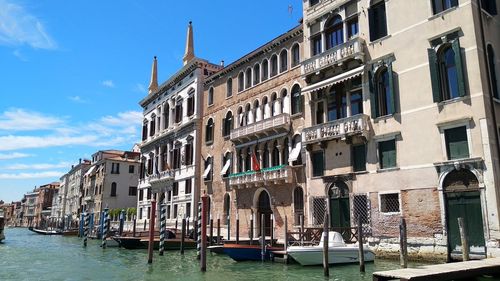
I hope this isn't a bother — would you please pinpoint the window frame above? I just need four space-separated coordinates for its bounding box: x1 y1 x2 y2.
438 121 472 161
205 118 214 144
368 0 388 42
378 191 401 215
377 138 397 170
208 87 214 106
311 150 325 177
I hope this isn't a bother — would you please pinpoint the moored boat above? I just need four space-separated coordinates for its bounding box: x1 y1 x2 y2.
28 227 62 235
0 210 5 243
223 243 282 261
62 229 79 236
287 231 375 266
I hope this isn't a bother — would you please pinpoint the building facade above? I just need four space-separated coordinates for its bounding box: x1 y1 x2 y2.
201 25 306 239
22 190 38 227
137 22 222 226
33 182 59 228
300 0 500 259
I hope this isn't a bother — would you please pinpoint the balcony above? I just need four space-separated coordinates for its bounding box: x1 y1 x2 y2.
302 114 370 144
230 113 290 144
229 165 293 188
83 195 94 202
302 37 365 76
148 170 175 193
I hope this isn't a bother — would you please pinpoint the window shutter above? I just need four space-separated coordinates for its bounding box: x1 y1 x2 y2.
222 118 226 135
427 48 441 102
452 40 466 97
369 71 378 118
387 62 396 114
368 8 375 41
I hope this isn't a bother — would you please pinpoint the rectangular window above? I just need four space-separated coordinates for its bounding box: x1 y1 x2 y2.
166 205 171 219
368 1 387 41
347 16 359 39
187 95 195 116
111 163 120 174
350 89 363 115
173 204 178 218
379 139 397 169
147 207 151 219
139 189 143 201
311 150 325 177
316 101 324 125
147 188 151 200
139 208 143 219
186 203 191 218
128 186 137 196
380 193 400 213
481 0 497 15
445 126 469 160
185 179 192 194
173 182 179 196
432 0 458 14
312 35 322 56
352 144 366 172
309 0 319 6
129 165 134 174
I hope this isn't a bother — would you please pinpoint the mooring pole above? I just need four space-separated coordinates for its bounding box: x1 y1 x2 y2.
144 219 147 231
399 216 408 268
270 213 274 247
358 216 365 272
209 215 214 246
147 199 156 264
300 214 304 246
216 214 221 245
458 217 470 261
250 211 254 245
284 216 288 264
180 216 186 254
236 212 240 244
102 207 109 249
83 212 88 247
159 204 166 256
132 215 136 237
201 195 208 272
196 202 201 260
261 213 266 262
186 216 190 236
227 214 231 241
119 209 125 236
323 214 329 277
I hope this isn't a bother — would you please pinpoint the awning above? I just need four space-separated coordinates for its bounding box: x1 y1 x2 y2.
84 166 96 176
220 159 231 176
288 142 302 162
302 65 364 94
203 164 212 179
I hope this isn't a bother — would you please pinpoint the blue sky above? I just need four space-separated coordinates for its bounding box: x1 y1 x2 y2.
0 0 303 202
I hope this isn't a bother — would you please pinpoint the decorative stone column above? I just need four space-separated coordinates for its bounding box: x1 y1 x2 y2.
275 99 282 115
283 94 290 114
255 106 262 122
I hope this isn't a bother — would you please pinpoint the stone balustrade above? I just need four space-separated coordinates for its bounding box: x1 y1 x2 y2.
302 114 369 144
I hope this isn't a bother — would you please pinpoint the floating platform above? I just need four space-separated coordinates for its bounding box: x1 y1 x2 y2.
372 257 500 281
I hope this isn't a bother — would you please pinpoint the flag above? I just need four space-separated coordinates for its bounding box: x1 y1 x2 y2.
252 152 260 171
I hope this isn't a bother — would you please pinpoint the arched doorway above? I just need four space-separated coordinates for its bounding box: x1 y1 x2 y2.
328 181 350 229
443 169 485 259
257 190 272 236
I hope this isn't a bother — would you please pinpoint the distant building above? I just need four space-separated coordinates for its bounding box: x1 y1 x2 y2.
33 182 59 228
22 190 38 227
64 159 91 228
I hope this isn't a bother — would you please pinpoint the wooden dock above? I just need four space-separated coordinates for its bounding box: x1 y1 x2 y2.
372 257 500 281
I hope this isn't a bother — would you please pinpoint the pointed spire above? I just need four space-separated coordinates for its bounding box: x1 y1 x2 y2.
148 56 158 95
183 21 195 66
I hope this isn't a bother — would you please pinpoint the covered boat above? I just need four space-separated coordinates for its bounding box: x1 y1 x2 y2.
28 227 62 235
223 243 282 261
287 231 375 266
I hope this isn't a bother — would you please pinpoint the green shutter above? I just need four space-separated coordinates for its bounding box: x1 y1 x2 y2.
369 71 378 118
387 62 396 114
353 145 366 172
445 127 470 160
452 39 466 97
379 140 396 169
428 48 441 103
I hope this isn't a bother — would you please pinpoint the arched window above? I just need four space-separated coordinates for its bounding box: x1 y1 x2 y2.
253 64 261 85
208 87 214 106
293 187 304 225
262 59 269 81
325 15 344 50
271 93 277 116
150 114 156 136
291 85 302 115
292 44 300 67
281 89 287 114
110 182 117 197
272 141 280 167
187 88 195 116
226 78 233 98
280 49 288 72
270 55 278 77
368 0 387 41
238 72 244 92
245 148 252 172
487 45 499 99
439 45 460 101
175 98 183 123
238 149 244 172
262 96 269 119
292 135 302 165
204 157 213 181
245 68 252 89
163 104 169 129
223 111 233 137
282 137 289 165
223 193 231 221
205 118 214 144
263 143 270 168
222 152 232 178
245 103 251 125
142 119 148 141
375 67 394 116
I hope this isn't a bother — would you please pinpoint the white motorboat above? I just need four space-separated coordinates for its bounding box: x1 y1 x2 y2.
0 209 5 242
287 231 375 266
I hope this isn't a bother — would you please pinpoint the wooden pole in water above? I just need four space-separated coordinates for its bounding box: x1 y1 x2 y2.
300 214 304 246
200 195 208 272
227 215 231 241
284 215 288 264
261 213 265 262
209 216 214 246
147 199 156 264
458 217 469 261
270 213 274 247
399 216 408 268
236 212 240 244
358 216 365 272
323 214 329 277
186 217 190 236
132 215 136 237
250 211 254 245
159 204 166 256
217 214 221 245
181 217 186 255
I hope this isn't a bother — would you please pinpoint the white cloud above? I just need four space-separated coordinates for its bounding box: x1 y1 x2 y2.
0 108 64 131
0 171 62 180
3 162 71 170
12 49 27 61
102 80 115 88
134 83 146 93
0 0 57 49
100 111 143 126
68 96 87 103
0 152 31 160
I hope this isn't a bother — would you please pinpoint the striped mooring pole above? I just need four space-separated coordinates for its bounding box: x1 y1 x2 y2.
159 204 166 256
119 209 125 236
196 201 202 260
83 212 89 247
102 207 109 249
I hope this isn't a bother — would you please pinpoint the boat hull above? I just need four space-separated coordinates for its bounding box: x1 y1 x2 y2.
28 227 62 235
115 236 197 250
223 244 281 261
287 245 375 266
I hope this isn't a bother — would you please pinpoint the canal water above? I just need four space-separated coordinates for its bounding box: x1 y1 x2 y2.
0 228 495 281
